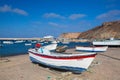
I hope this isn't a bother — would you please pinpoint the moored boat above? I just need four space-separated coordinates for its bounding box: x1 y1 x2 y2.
51 41 58 44
28 47 96 73
14 40 24 43
62 41 70 44
92 39 120 47
3 41 13 44
25 43 32 46
76 46 108 52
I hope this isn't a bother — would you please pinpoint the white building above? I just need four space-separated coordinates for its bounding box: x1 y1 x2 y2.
43 35 54 41
43 35 54 39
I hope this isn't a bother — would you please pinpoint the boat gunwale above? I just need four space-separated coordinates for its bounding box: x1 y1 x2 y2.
28 50 96 60
28 49 96 56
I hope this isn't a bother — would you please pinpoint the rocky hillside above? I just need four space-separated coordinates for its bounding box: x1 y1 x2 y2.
59 32 81 39
59 20 120 39
79 21 120 39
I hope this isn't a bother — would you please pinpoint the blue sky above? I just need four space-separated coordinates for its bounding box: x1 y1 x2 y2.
0 0 120 38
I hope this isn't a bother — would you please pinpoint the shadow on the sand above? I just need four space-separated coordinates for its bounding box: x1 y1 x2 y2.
32 62 82 74
38 63 69 72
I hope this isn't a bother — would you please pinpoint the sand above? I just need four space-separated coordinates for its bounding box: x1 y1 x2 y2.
0 48 120 80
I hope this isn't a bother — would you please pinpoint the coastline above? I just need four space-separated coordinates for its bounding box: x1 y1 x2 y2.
0 48 120 80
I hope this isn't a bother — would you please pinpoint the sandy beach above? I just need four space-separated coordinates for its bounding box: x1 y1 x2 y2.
0 48 120 80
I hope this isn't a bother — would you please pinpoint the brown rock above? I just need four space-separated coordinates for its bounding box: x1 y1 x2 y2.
79 20 120 39
59 33 81 39
59 20 120 40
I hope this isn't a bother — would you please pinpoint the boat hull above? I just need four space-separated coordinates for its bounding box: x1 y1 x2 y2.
30 56 87 73
92 40 120 47
76 46 108 52
29 50 96 73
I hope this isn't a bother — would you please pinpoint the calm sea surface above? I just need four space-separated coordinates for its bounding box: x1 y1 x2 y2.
0 40 91 57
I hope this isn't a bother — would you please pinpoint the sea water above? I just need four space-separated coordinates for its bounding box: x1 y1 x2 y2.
58 42 91 48
0 40 50 57
0 40 91 57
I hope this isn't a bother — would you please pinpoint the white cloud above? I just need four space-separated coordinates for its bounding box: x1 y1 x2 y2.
97 10 120 19
48 22 59 27
43 13 65 19
69 14 86 20
0 5 28 16
0 5 11 12
13 8 28 16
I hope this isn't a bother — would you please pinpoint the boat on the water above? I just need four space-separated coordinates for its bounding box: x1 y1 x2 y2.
51 40 58 44
62 41 70 44
76 46 108 52
25 43 32 46
28 46 96 73
3 41 13 44
31 41 37 43
14 40 24 43
92 39 120 47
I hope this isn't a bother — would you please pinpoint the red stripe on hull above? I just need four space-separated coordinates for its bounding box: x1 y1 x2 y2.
29 51 96 60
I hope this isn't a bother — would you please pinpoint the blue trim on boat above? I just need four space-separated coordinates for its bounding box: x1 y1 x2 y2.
30 56 86 73
76 50 104 52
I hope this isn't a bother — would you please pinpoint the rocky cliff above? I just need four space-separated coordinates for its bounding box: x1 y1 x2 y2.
59 20 120 39
59 32 81 39
79 21 120 39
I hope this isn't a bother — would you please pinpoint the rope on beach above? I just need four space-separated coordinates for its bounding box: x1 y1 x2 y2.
99 53 120 61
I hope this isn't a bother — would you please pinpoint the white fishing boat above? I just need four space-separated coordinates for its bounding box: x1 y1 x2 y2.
25 43 32 46
28 47 96 73
62 41 70 44
14 40 24 43
31 41 37 43
92 39 120 47
51 41 57 44
3 41 13 44
44 41 48 43
76 46 108 52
